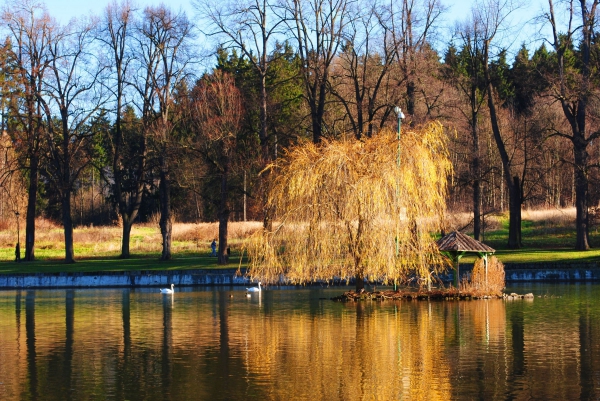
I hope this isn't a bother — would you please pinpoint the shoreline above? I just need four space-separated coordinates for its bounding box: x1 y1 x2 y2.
1 263 600 289
0 268 246 289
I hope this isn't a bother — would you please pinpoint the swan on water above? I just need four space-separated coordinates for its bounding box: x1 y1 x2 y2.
246 282 262 292
160 284 175 294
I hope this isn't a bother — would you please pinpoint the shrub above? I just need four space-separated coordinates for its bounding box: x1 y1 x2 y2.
461 256 505 297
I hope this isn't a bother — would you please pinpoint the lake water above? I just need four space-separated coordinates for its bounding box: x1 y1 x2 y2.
0 283 599 400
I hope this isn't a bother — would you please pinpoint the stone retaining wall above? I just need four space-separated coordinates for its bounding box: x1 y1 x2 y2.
504 262 600 270
0 269 248 289
457 262 600 282
1 264 600 289
503 262 600 281
504 268 600 281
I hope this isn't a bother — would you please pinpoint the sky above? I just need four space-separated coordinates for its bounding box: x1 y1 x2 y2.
42 0 191 22
40 0 549 57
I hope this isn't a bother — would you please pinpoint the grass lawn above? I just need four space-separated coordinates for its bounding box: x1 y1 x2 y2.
0 221 254 275
462 209 600 265
1 211 600 275
0 254 247 275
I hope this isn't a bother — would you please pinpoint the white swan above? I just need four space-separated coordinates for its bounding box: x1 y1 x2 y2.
160 284 175 294
246 282 262 293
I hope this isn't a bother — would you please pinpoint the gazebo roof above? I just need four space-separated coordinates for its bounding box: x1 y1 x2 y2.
436 231 495 254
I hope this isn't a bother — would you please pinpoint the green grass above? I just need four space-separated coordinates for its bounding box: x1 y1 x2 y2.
456 248 600 265
0 253 248 275
2 212 600 275
494 248 600 264
468 213 600 265
0 244 212 261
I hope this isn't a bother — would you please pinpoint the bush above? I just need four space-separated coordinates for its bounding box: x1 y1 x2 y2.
460 256 505 297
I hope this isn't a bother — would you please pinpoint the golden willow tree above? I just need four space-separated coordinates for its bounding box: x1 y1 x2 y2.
245 122 453 290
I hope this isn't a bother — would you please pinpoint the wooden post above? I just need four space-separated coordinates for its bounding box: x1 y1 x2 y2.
484 254 488 287
454 255 460 288
453 252 465 289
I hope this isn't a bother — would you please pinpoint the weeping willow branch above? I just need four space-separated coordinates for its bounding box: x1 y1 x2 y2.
244 122 453 289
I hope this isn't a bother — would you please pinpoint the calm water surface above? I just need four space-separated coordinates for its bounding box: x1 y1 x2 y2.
0 283 599 400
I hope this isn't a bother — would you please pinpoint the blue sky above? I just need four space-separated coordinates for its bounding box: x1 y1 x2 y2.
43 0 189 22
42 0 547 25
39 0 549 57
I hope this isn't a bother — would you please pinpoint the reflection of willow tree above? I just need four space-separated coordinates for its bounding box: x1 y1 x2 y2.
236 300 512 400
240 301 454 400
246 123 452 290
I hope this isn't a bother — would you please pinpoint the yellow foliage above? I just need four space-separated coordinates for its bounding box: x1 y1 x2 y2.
463 256 506 297
245 122 453 287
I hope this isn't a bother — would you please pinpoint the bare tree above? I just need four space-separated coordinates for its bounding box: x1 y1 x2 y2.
39 17 107 263
0 132 28 230
285 0 351 143
97 0 146 258
445 22 488 240
196 0 287 161
543 0 600 250
1 0 55 261
196 0 289 231
467 0 525 248
329 1 397 139
135 5 195 260
188 71 244 264
390 0 446 121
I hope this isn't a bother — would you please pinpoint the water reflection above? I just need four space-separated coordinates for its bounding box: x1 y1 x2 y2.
63 290 74 401
162 293 173 399
118 289 131 400
25 291 37 400
0 284 599 400
580 304 600 400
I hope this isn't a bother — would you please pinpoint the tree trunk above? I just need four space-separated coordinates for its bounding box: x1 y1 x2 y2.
355 272 365 292
159 154 172 260
572 1 593 250
62 192 75 263
218 213 229 265
473 172 481 240
508 176 522 248
471 91 481 240
547 1 593 250
25 155 38 261
356 98 364 139
486 90 521 248
121 217 133 259
218 158 229 265
259 73 269 160
312 80 328 144
118 147 146 259
483 43 521 249
574 142 590 250
312 107 323 144
119 185 144 258
407 79 416 116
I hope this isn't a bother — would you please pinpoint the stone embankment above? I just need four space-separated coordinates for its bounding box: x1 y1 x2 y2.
0 269 248 289
503 263 600 281
0 263 600 289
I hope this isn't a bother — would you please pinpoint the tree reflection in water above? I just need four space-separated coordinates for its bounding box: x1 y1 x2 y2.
0 284 599 400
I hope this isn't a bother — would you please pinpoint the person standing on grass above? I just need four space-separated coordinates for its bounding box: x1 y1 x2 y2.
211 239 217 256
15 242 20 262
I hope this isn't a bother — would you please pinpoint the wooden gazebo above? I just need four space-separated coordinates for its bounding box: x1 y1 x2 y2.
436 231 495 288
